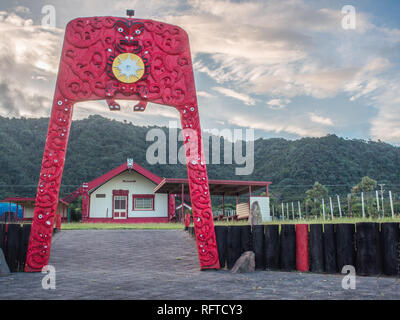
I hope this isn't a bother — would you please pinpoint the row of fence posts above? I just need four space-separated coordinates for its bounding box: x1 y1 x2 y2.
272 190 398 220
272 201 305 220
187 223 400 277
0 223 31 272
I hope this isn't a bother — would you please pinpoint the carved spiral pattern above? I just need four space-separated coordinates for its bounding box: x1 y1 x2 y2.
25 16 219 271
168 194 176 221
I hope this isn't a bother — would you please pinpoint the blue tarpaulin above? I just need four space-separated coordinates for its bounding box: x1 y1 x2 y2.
0 202 23 219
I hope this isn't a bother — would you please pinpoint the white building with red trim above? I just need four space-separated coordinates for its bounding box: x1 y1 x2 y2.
63 159 272 223
65 159 171 223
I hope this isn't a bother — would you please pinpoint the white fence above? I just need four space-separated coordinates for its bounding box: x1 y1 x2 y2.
272 190 399 220
213 209 236 217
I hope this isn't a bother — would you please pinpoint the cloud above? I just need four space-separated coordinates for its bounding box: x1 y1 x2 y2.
1 1 400 143
166 0 400 141
0 11 63 118
197 91 215 98
309 113 333 126
266 98 291 110
167 1 397 101
0 82 51 117
12 6 31 15
73 100 180 127
345 57 391 101
228 114 327 138
164 0 366 100
212 87 256 106
368 75 400 143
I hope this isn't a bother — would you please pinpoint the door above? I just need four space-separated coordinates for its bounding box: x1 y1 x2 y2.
113 195 128 219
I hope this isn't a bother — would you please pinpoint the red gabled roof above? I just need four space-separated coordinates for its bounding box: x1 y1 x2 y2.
85 162 162 191
64 161 163 202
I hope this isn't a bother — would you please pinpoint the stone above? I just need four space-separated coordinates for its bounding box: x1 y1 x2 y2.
249 201 262 227
0 248 10 277
231 251 255 273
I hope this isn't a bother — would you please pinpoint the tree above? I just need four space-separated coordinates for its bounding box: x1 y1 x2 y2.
352 176 377 193
305 182 328 218
0 116 399 203
306 182 328 199
352 176 377 218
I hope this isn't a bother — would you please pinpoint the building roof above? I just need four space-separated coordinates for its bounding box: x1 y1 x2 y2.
64 160 272 201
85 161 163 193
154 178 271 196
5 197 69 207
63 159 163 203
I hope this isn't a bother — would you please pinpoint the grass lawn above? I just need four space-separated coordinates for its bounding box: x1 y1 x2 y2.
213 216 400 226
61 222 184 230
8 216 400 230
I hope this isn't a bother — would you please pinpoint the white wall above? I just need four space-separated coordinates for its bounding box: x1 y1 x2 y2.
23 203 67 220
250 196 271 222
24 206 34 218
89 170 168 218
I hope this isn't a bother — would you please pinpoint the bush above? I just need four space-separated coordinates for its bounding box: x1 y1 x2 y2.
351 203 363 217
70 209 82 222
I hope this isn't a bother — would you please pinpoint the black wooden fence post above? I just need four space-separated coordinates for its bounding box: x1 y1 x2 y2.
0 223 5 253
356 222 382 276
336 224 355 272
6 224 21 272
240 225 252 253
380 223 400 276
252 225 265 270
215 226 228 269
309 224 324 273
264 225 280 270
226 226 241 269
280 224 296 271
323 224 337 273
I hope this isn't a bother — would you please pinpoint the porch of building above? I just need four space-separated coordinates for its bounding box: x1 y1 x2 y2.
154 178 272 222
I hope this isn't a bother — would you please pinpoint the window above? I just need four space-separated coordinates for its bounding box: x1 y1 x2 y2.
114 196 127 210
134 198 153 210
133 195 154 211
96 194 106 198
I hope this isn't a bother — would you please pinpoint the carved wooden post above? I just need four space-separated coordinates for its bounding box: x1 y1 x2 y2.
25 95 74 271
179 104 219 268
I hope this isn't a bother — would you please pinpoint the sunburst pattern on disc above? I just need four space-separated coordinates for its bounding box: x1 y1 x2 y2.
112 53 145 83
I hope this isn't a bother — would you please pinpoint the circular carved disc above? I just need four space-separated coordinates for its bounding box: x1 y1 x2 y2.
112 53 145 83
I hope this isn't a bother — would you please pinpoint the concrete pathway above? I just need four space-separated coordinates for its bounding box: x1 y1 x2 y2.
0 229 399 299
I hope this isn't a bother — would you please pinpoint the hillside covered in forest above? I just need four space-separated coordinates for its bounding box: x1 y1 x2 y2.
0 115 399 201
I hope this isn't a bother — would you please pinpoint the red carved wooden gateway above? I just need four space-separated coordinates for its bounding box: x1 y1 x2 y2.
25 15 221 272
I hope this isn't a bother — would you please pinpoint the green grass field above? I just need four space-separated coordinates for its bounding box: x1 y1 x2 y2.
3 216 399 230
59 216 400 230
213 216 400 226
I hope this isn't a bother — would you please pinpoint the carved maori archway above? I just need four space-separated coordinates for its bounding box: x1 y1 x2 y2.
25 16 220 271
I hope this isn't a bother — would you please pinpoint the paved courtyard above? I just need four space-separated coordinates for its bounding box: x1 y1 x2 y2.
0 229 399 300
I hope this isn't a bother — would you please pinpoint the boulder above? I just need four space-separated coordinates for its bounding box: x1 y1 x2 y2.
0 248 10 277
231 251 255 273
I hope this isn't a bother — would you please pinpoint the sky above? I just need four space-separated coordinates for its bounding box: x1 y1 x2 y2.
0 0 399 144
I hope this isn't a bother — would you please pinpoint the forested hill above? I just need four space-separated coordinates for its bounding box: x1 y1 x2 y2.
0 115 399 200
